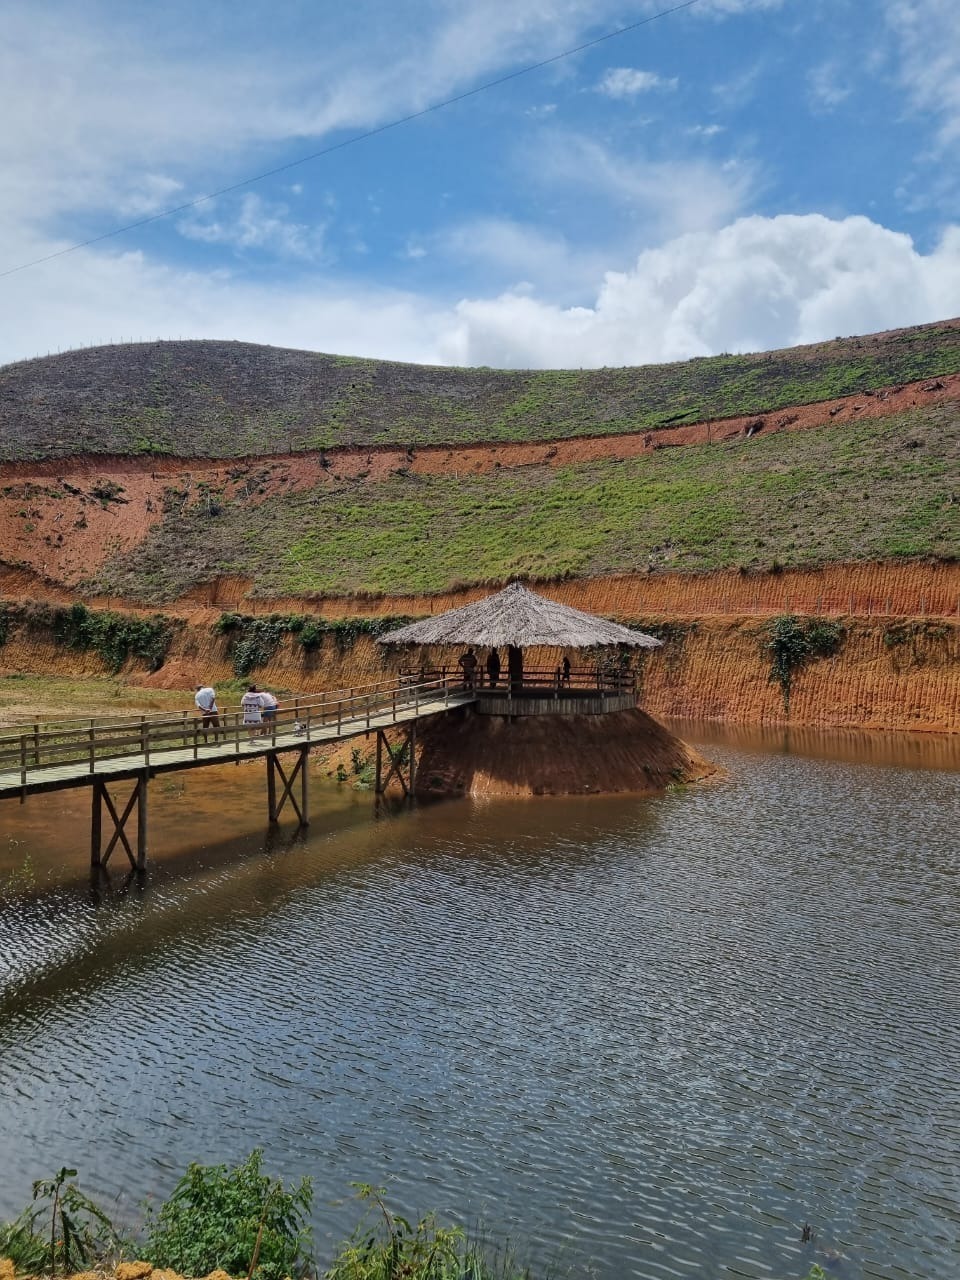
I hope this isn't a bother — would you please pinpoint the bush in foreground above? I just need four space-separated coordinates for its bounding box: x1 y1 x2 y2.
0 1155 834 1280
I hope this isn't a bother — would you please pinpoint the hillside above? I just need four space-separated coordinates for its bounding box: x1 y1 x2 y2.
2 319 960 460
0 399 942 599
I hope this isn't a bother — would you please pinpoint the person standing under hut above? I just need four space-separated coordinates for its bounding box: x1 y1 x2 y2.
241 684 264 741
485 648 501 689
457 647 479 689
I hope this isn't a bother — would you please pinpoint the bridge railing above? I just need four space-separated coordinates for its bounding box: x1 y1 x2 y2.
0 672 465 785
0 672 435 738
422 665 637 695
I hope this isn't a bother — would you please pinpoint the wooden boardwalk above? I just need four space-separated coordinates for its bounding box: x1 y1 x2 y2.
0 675 474 870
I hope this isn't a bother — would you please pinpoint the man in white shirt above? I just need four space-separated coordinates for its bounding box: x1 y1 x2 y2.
194 684 220 741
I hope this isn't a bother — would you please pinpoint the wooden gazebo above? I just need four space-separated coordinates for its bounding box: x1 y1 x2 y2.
378 582 662 715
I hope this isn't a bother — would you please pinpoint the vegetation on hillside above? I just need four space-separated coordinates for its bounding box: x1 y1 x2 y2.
214 612 413 677
5 602 177 672
90 401 959 601
1 321 958 459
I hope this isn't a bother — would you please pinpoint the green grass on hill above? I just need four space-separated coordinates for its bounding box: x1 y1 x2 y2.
1 321 959 459
90 401 959 601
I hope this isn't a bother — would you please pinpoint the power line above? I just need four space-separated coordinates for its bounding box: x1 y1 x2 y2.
0 0 703 281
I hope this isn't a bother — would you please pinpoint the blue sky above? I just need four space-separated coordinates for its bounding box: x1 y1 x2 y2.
2 0 959 367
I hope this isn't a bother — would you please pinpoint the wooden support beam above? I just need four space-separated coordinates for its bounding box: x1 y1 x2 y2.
267 750 309 827
136 773 148 871
267 754 278 823
92 776 148 871
373 727 417 801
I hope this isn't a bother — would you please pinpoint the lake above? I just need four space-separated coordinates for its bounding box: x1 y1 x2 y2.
1 722 958 1279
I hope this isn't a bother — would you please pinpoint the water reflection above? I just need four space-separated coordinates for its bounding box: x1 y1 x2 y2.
669 716 960 772
1 730 959 1280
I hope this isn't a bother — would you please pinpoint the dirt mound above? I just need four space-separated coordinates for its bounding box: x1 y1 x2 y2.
413 706 718 798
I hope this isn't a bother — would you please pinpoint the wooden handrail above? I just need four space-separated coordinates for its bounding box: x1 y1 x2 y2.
0 673 466 780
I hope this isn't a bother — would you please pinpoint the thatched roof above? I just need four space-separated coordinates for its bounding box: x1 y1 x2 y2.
377 582 664 649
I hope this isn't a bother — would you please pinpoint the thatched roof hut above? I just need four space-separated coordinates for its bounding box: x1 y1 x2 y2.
376 582 663 650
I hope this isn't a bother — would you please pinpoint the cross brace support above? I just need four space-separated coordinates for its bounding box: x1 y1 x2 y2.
91 774 148 871
267 748 310 826
374 725 417 799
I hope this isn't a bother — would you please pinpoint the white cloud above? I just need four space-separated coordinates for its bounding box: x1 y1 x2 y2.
808 62 853 110
597 68 678 98
687 123 725 138
4 213 958 375
178 194 329 260
530 133 753 238
437 214 960 367
883 0 960 143
437 217 617 300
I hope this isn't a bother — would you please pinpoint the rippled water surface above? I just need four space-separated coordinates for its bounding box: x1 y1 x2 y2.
1 725 959 1280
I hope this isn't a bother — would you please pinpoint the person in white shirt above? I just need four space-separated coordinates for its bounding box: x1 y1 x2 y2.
241 684 264 740
194 684 220 741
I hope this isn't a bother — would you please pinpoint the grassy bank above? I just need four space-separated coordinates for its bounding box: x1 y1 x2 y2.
0 1153 831 1280
0 675 191 725
1 323 959 459
91 401 958 601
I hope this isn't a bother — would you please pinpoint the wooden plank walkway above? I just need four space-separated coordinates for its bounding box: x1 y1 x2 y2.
0 691 473 798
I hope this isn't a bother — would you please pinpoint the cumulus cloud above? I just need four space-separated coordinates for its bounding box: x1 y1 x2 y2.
597 68 678 98
438 215 960 367
4 213 958 373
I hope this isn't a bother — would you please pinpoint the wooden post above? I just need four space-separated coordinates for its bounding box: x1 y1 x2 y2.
267 754 278 823
91 781 103 868
88 726 96 774
136 774 148 871
408 722 416 800
300 747 309 825
32 723 40 766
375 731 384 795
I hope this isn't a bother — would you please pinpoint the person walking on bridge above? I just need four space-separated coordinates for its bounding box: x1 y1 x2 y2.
194 684 220 742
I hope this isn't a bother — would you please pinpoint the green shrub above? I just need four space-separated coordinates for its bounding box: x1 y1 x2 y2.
214 612 416 674
145 1149 313 1280
34 603 175 672
325 1184 531 1280
765 615 845 714
0 1166 122 1276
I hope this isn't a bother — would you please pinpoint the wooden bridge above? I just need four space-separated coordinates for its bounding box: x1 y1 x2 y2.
0 674 474 872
